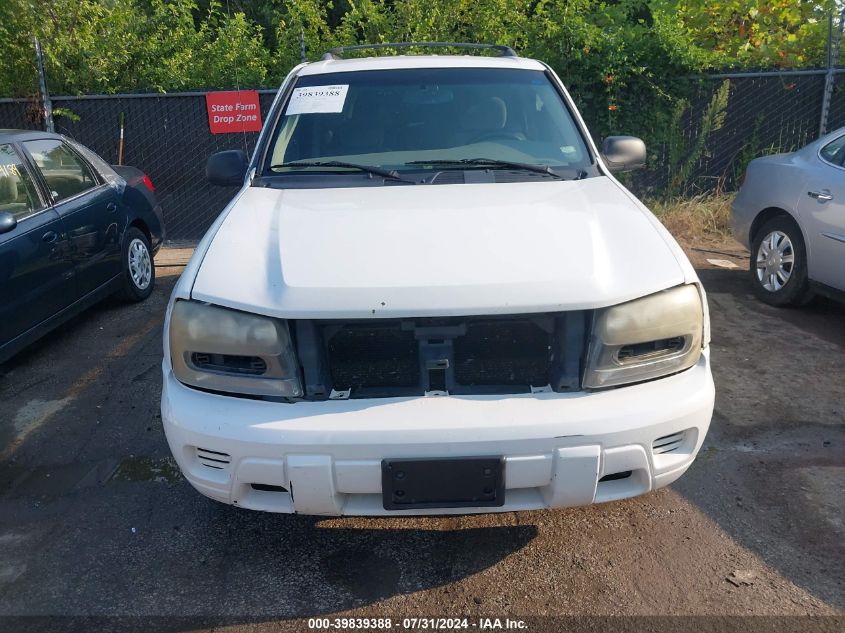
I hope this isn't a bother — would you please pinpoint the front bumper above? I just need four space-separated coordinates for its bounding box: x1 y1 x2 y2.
161 351 714 516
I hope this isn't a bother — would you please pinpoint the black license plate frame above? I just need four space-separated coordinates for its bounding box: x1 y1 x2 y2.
381 456 505 510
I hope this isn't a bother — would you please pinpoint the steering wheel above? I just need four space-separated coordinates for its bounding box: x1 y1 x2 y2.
469 131 526 144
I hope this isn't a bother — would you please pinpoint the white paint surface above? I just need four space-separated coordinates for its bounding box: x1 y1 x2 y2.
191 178 688 318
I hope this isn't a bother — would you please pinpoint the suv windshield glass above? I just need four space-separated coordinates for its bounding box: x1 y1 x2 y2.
265 68 592 177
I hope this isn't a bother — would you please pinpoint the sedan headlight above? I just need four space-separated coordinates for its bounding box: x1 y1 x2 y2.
169 300 302 398
583 285 704 389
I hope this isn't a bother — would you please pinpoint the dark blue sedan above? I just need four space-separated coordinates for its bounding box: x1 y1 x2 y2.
0 130 165 363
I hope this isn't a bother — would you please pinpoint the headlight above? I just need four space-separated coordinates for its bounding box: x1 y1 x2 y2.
583 285 703 389
169 300 302 398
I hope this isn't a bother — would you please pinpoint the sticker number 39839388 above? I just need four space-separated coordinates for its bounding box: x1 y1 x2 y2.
286 85 350 115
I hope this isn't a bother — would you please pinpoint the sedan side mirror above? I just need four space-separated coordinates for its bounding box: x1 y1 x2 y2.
601 136 646 173
0 211 17 235
206 150 249 186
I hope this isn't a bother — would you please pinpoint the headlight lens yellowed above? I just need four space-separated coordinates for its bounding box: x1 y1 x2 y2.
583 285 704 389
169 300 302 398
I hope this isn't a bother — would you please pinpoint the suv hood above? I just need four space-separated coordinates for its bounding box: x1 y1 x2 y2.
191 178 686 318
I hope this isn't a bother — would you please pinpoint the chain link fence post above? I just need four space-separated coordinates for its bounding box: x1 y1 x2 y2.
818 10 845 137
33 37 54 133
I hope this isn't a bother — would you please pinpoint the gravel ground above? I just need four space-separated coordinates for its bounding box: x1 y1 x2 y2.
0 245 843 632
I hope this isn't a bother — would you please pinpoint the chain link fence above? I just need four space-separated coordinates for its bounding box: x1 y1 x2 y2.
2 69 845 240
625 70 833 198
2 91 275 239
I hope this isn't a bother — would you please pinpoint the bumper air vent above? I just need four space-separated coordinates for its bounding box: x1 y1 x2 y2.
196 447 231 470
652 431 685 455
190 352 267 376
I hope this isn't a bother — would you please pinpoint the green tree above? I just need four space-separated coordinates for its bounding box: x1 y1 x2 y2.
651 0 837 69
272 0 336 78
0 0 270 95
0 0 143 95
198 8 270 89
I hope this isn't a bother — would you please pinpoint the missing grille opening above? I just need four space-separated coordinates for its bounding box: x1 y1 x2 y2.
314 313 582 398
453 319 553 386
326 323 419 389
428 368 447 392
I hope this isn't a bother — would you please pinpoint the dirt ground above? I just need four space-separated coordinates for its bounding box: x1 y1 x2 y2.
0 241 843 632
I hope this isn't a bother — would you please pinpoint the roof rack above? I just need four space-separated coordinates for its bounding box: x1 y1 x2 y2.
320 42 517 61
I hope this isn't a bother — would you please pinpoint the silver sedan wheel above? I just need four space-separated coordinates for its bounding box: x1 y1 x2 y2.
128 238 152 290
756 230 795 292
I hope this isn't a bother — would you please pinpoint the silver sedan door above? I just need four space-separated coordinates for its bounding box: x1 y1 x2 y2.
797 136 845 291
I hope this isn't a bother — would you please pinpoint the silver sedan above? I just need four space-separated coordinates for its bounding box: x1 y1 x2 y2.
732 129 845 306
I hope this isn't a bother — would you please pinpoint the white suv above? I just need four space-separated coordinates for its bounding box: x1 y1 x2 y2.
162 44 714 516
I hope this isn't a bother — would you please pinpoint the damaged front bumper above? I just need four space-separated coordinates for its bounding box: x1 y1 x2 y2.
161 351 714 516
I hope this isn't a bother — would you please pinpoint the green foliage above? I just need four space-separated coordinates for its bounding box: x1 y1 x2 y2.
733 113 765 185
273 0 336 76
0 0 269 95
653 0 838 69
666 97 691 191
0 0 141 96
52 107 81 122
195 4 271 89
667 80 730 197
1 0 836 98
0 0 837 198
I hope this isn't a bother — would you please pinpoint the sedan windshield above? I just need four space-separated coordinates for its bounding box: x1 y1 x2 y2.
265 68 592 178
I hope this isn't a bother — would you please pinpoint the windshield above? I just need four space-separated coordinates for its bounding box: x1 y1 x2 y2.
264 68 592 178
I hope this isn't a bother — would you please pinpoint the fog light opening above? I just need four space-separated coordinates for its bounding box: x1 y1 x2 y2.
599 470 632 483
250 483 289 493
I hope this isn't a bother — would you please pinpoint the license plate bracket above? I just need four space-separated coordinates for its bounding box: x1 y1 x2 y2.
381 456 505 510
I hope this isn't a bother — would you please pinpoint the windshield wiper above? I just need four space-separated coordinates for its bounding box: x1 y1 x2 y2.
407 158 585 180
269 160 416 183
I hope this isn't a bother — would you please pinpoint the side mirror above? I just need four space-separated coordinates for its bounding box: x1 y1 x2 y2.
601 136 646 173
206 150 249 186
0 211 17 235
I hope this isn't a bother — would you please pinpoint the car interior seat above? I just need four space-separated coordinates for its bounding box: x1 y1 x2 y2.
458 96 508 143
0 171 28 218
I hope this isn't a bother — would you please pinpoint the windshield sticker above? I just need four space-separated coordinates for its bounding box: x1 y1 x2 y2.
285 85 349 115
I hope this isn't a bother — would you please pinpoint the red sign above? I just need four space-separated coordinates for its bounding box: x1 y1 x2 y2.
205 90 262 134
